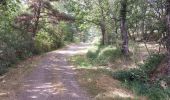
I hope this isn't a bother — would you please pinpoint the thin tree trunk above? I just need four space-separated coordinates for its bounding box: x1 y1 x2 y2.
100 23 107 45
32 0 41 38
166 0 170 75
120 0 129 55
30 0 41 53
98 0 108 45
166 0 170 50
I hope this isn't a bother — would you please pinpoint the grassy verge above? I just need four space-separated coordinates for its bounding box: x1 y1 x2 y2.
69 46 142 99
70 43 169 100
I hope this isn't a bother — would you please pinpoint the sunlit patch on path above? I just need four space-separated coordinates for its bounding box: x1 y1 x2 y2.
15 43 90 100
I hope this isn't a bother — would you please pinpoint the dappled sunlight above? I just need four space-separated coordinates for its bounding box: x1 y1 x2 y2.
22 82 67 97
1 0 169 99
56 48 89 56
18 77 88 99
0 92 8 97
111 89 133 98
55 43 90 56
95 90 134 100
30 96 37 99
15 43 91 100
57 50 88 55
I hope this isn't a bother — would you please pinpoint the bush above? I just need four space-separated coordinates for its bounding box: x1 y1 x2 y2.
113 69 148 82
70 55 92 68
87 50 98 60
97 48 122 65
140 54 165 74
113 53 169 100
0 31 33 75
0 5 76 76
35 30 55 53
86 45 122 65
115 75 170 100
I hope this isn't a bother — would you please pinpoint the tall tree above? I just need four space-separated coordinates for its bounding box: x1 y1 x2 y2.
66 0 112 45
120 0 129 55
166 0 170 74
98 0 108 45
14 0 74 38
166 0 170 47
32 0 42 38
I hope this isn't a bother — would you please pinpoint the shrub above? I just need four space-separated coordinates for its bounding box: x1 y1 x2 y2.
140 54 165 74
113 53 168 100
86 45 122 65
97 47 122 65
0 31 32 75
71 55 92 68
113 69 148 82
87 50 98 60
35 30 55 53
0 62 8 75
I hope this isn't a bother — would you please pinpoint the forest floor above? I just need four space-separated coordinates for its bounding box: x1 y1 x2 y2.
0 43 91 100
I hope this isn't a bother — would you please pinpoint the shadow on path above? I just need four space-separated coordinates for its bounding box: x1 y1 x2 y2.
15 43 90 100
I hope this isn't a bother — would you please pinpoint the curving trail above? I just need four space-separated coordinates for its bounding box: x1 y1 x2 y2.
15 43 90 100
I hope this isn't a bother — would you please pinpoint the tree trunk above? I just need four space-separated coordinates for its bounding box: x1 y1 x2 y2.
166 0 170 50
100 22 107 45
120 0 129 55
98 0 108 45
30 0 42 53
141 4 147 41
166 0 170 75
32 0 41 38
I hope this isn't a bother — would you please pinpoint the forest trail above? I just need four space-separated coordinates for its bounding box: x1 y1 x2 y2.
15 43 90 100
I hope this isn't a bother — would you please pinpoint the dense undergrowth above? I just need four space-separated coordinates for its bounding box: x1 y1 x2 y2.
86 45 123 66
113 54 170 100
72 43 170 100
71 44 123 68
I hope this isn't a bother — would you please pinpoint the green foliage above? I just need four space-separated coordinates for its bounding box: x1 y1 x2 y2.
71 45 123 68
86 50 98 60
0 1 32 75
58 22 75 43
87 45 123 65
140 54 165 74
113 69 148 82
0 28 34 75
123 81 170 100
113 54 169 100
70 55 92 69
97 47 122 64
35 30 55 53
113 54 165 82
0 2 76 76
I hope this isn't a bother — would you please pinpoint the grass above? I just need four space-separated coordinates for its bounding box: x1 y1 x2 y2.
121 80 170 100
76 69 107 96
70 55 92 69
69 44 141 99
70 42 170 100
74 67 135 99
86 45 123 66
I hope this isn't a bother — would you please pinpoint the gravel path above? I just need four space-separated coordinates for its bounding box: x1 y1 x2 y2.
15 43 90 100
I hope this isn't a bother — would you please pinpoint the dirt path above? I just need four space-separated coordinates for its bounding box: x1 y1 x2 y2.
15 43 90 100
